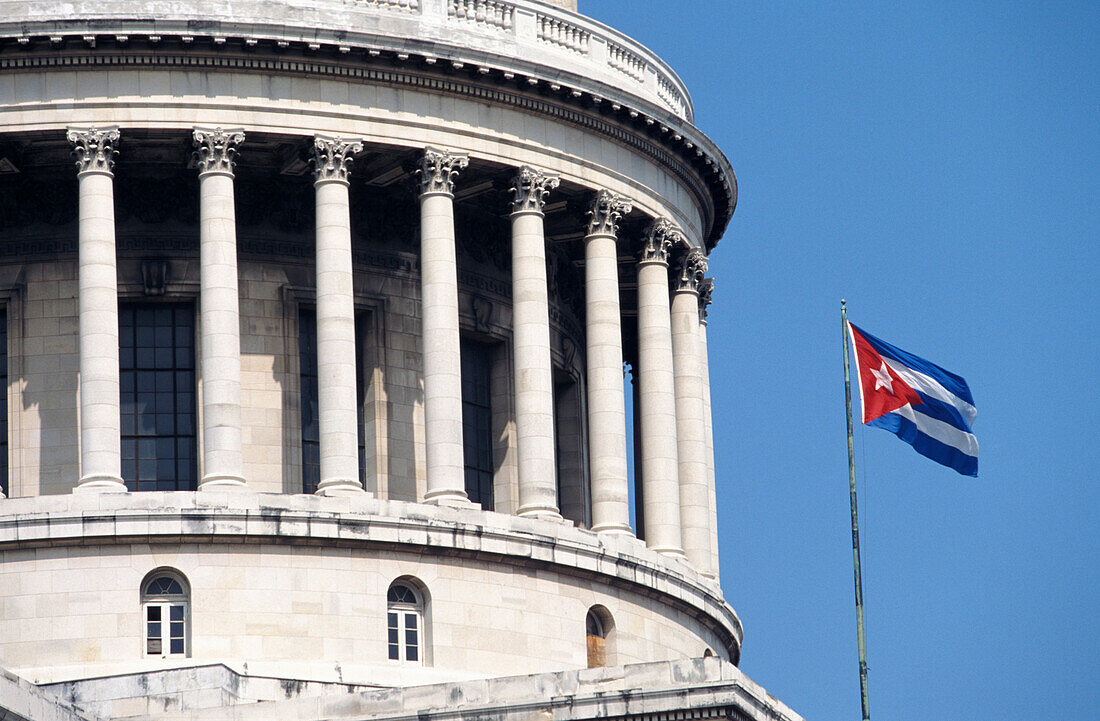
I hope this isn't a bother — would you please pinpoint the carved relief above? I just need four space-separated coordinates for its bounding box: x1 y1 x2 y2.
67 126 120 175
640 217 683 265
416 147 468 196
191 127 245 176
510 166 560 214
311 135 363 184
585 190 632 237
140 259 171 296
676 250 708 294
471 295 493 333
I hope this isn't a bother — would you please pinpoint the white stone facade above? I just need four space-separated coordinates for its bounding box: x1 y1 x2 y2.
0 0 801 719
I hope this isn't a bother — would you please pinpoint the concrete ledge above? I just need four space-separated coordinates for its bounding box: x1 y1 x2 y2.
0 492 743 658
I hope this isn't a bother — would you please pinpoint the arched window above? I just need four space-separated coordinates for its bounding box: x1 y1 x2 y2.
141 570 190 658
586 606 615 668
387 580 425 663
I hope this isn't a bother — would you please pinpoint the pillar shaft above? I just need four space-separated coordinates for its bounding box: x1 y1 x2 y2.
313 136 365 495
193 128 246 490
510 167 561 519
584 191 633 535
671 251 711 574
418 148 470 505
68 127 126 493
700 318 720 579
636 220 683 556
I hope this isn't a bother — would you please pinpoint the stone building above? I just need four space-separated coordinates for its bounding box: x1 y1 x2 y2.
0 0 802 719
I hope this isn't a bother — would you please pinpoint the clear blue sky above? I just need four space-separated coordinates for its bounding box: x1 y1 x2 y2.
587 1 1098 719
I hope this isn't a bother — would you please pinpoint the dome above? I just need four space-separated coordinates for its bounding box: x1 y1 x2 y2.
0 1 797 719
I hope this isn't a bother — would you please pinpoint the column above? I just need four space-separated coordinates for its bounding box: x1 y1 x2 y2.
193 128 247 490
671 249 711 574
417 148 470 505
68 127 126 493
584 190 634 535
699 280 720 579
312 135 366 495
636 219 683 556
510 166 562 520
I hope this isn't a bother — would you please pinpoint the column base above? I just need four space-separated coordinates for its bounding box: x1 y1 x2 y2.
74 475 128 493
199 475 250 491
315 480 366 497
517 505 564 521
648 544 688 560
422 488 472 507
590 522 635 536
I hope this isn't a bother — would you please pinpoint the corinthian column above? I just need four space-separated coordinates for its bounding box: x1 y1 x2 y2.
312 136 366 495
192 128 247 490
417 148 470 505
68 127 126 493
671 249 712 574
636 219 683 557
699 280 720 579
584 191 633 535
510 166 562 519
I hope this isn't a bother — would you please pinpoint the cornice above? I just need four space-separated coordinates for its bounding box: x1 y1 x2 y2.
0 491 744 659
0 37 735 248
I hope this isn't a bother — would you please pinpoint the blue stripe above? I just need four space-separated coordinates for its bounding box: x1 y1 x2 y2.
851 324 974 406
868 412 978 477
913 391 974 433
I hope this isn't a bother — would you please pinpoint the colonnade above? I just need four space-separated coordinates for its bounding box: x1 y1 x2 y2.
64 127 720 576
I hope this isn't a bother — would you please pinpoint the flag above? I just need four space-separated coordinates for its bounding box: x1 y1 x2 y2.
848 322 978 476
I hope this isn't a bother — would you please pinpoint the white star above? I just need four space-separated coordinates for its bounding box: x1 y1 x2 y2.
871 361 894 393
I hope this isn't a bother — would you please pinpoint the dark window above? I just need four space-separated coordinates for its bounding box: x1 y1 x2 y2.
460 340 493 509
386 582 423 663
120 304 196 491
299 309 367 493
299 310 320 494
0 310 7 497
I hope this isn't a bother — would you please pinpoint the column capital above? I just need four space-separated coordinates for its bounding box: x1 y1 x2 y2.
676 249 708 294
699 278 715 324
510 165 560 214
312 135 363 185
585 190 632 237
640 218 684 265
192 127 245 177
417 147 468 196
67 126 120 176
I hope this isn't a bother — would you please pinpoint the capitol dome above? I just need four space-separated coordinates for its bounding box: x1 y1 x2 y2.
0 1 801 719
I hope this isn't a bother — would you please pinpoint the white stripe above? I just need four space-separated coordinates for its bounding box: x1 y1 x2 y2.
883 358 977 427
894 404 979 457
846 322 867 421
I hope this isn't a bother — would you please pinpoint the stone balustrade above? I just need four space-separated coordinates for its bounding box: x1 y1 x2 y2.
0 0 693 122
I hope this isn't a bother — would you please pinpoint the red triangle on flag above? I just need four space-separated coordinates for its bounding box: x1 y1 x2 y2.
849 324 923 423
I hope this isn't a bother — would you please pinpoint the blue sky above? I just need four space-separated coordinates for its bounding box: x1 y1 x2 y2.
587 1 1098 719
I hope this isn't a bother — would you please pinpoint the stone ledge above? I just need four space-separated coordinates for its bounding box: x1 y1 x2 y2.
0 492 743 657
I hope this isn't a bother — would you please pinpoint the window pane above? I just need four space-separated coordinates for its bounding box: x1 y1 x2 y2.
406 643 418 662
388 643 399 660
460 341 494 508
169 637 184 655
121 304 196 491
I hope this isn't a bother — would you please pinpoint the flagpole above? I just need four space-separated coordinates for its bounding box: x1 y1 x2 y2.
842 300 871 721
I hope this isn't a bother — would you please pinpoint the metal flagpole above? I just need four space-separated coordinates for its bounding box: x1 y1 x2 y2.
842 300 871 721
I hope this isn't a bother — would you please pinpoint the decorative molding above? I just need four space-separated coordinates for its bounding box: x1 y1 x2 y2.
470 295 493 333
585 189 632 237
191 127 245 176
698 277 714 323
640 218 683 265
0 48 729 244
66 126 119 175
140 259 171 295
676 250 707 294
510 166 560 214
311 135 363 184
416 147 468 196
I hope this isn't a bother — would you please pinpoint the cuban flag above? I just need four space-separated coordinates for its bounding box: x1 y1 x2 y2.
848 323 978 477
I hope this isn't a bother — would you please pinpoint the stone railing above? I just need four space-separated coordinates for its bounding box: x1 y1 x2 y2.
0 0 694 121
